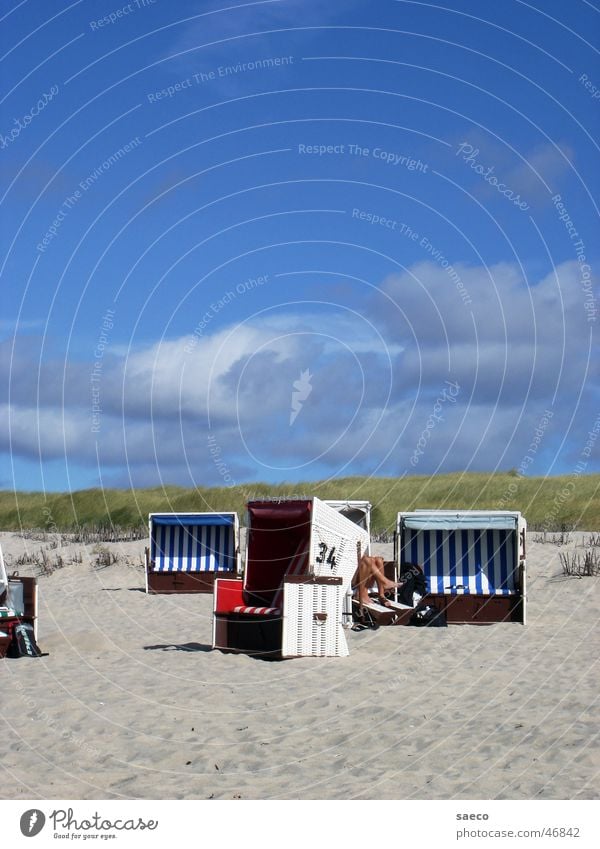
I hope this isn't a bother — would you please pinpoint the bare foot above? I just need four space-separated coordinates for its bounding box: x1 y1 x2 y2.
377 596 396 608
380 579 405 594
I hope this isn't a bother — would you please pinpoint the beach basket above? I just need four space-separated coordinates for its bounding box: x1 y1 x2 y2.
395 510 527 624
213 498 370 657
145 512 241 594
0 544 39 656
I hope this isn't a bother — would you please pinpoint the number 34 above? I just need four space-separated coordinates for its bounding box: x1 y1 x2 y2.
316 543 337 568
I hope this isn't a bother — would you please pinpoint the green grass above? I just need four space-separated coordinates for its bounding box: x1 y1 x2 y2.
1 473 598 533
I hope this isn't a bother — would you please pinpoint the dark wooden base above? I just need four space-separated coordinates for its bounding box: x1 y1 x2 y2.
420 593 523 624
213 613 283 657
147 570 237 594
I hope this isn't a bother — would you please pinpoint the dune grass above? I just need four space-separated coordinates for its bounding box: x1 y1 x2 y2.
0 473 598 533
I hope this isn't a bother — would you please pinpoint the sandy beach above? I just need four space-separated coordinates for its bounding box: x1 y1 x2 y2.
1 531 598 800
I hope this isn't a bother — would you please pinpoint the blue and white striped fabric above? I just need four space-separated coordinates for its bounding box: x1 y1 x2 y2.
402 528 517 595
151 519 235 573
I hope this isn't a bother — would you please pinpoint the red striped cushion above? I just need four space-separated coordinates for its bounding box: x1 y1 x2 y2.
233 605 281 616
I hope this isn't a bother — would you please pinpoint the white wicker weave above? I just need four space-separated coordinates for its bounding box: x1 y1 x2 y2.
311 498 370 590
278 498 369 656
282 580 348 657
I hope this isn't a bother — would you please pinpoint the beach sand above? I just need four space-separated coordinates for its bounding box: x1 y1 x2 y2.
1 531 598 800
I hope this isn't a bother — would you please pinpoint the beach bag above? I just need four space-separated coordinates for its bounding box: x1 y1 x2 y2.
398 563 427 605
409 603 447 627
8 622 44 657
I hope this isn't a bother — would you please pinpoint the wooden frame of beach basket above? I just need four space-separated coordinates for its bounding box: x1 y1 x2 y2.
395 510 527 624
213 498 370 658
145 512 241 594
0 545 39 657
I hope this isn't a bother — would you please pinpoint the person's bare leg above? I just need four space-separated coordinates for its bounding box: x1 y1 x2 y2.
368 556 404 598
357 555 403 605
357 554 376 605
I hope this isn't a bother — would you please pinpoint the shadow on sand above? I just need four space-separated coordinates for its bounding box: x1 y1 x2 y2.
143 642 212 652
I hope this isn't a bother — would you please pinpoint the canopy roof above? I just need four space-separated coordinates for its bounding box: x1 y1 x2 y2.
400 511 519 531
150 513 236 527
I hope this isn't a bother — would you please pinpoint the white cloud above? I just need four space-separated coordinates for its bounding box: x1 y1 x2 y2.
1 262 597 482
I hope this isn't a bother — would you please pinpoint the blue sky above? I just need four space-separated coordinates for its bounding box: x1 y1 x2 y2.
0 0 598 492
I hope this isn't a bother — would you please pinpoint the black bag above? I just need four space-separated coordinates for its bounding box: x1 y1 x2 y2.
409 603 447 627
398 562 427 606
8 622 45 657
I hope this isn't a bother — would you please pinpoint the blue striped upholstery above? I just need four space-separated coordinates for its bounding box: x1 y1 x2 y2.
150 520 235 573
402 528 517 595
